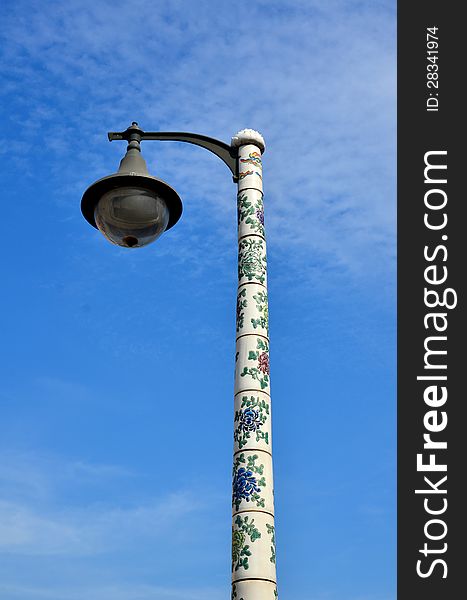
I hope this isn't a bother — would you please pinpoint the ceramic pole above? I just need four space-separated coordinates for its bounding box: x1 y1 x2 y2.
231 129 278 600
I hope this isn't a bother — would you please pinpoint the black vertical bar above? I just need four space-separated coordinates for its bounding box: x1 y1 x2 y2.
398 3 464 599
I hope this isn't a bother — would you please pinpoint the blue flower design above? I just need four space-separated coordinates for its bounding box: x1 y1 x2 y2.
233 467 261 504
239 408 261 432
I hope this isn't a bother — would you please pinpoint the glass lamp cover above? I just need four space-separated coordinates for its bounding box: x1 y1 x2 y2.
94 186 170 248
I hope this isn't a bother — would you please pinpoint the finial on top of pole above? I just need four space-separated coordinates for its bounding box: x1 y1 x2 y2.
231 129 266 153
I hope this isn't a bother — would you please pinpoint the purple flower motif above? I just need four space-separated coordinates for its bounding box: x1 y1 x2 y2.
256 208 264 225
233 467 261 504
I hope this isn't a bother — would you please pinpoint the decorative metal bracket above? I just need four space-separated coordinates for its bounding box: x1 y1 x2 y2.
108 122 239 182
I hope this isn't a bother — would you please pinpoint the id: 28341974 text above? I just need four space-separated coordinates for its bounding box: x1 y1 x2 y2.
426 27 439 112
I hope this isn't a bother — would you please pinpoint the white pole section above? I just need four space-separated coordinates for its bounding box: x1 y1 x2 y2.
231 130 278 600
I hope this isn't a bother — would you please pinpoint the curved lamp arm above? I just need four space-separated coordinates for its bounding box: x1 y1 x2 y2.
108 122 239 182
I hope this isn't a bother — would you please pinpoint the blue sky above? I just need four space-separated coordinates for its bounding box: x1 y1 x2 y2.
0 1 396 599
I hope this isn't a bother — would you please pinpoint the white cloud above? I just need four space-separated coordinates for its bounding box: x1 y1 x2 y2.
0 450 226 597
1 0 395 283
0 492 202 556
0 451 208 556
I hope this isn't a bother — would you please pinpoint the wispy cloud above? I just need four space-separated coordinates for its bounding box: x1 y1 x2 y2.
0 492 202 556
0 450 227 597
0 450 205 555
1 0 395 285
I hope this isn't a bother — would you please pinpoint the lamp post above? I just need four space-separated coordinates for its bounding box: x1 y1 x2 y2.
81 123 278 600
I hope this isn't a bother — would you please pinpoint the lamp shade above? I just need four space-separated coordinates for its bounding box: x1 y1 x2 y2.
81 173 182 248
81 137 183 248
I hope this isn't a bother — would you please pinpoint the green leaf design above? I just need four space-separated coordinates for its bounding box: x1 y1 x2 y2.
237 192 265 237
266 523 276 564
238 238 267 284
232 515 261 571
234 395 270 448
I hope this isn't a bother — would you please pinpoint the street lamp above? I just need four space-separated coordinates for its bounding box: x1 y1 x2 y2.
81 123 278 600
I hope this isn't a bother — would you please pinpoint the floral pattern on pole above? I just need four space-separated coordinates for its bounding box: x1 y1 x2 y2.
233 134 276 597
236 288 248 332
232 514 261 572
232 453 266 511
240 338 270 390
237 193 265 237
231 584 244 600
251 290 269 334
234 395 269 449
266 523 276 564
238 239 267 284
